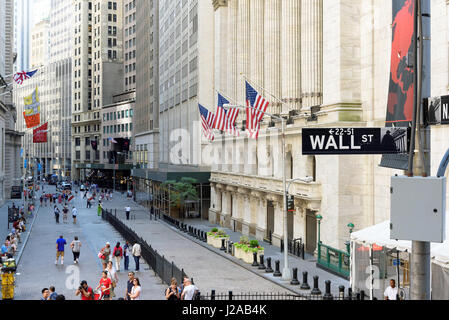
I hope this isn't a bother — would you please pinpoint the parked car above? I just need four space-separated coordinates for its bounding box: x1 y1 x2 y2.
61 182 72 191
80 184 87 191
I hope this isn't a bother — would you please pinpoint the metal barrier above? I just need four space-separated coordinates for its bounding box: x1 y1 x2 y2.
102 209 187 286
317 242 350 279
280 238 305 260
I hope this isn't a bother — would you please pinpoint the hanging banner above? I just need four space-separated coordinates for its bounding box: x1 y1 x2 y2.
33 122 48 143
386 0 416 125
23 87 41 128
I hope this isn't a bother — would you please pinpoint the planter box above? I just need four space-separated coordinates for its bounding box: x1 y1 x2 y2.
234 246 264 264
207 234 228 249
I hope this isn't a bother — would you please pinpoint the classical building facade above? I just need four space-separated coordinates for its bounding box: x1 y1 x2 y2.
208 0 413 252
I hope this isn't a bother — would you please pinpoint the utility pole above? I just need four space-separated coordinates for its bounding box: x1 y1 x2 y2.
409 0 431 300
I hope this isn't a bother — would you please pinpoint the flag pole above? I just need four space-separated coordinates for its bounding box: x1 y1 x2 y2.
240 73 285 106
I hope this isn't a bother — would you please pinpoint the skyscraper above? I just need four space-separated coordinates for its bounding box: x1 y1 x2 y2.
30 18 50 69
49 0 74 63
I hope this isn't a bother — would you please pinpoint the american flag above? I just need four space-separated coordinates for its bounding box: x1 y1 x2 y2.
246 81 269 139
199 104 215 141
13 69 38 85
213 93 240 136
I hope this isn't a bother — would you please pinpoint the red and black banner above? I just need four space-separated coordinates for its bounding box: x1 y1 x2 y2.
386 0 416 126
33 122 48 143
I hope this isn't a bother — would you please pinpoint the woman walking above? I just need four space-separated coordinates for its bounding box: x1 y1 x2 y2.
54 206 60 224
105 261 119 298
112 242 123 272
95 271 112 300
70 236 82 264
128 277 142 300
165 278 181 300
99 242 111 270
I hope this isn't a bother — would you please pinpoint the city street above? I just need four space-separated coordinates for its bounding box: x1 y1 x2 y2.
14 185 166 300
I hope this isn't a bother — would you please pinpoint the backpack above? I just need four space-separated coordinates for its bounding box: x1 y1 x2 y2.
114 248 121 257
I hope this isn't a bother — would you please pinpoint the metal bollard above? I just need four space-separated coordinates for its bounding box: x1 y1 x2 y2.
347 287 353 300
339 285 345 300
252 252 259 267
273 260 282 277
258 255 266 270
311 276 321 295
265 258 274 273
220 239 226 251
323 280 333 300
211 290 215 301
360 290 365 301
300 271 310 290
290 268 300 285
228 241 233 254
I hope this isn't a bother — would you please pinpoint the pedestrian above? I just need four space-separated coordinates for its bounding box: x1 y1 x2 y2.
105 261 119 298
384 279 398 300
95 271 112 300
49 286 58 300
55 235 66 265
72 206 78 224
44 194 48 206
54 205 60 224
70 236 82 264
99 242 111 270
150 206 154 216
75 280 94 300
128 277 141 300
123 240 130 271
124 271 135 300
55 294 65 300
181 277 198 300
165 278 181 300
97 202 102 217
62 205 69 223
40 195 43 206
112 242 123 271
131 242 141 272
125 205 131 220
41 288 50 301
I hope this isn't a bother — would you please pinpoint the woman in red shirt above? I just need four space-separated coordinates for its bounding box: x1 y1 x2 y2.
95 271 112 300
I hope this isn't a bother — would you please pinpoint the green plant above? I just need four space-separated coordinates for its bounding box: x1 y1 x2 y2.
216 229 227 237
239 236 249 245
162 178 199 214
249 240 259 248
211 227 218 233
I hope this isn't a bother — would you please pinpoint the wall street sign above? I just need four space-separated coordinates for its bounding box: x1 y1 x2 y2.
302 128 410 155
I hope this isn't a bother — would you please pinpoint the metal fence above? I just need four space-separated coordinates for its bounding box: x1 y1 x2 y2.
317 243 350 279
101 209 187 286
281 237 305 259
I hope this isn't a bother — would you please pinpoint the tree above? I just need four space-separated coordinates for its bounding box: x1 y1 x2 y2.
162 177 199 217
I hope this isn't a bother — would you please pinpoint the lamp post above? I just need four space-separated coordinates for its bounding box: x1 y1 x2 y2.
224 103 291 280
346 222 354 253
316 214 323 245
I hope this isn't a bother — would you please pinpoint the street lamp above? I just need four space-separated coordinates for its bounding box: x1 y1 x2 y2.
224 103 292 280
346 222 355 253
316 214 323 245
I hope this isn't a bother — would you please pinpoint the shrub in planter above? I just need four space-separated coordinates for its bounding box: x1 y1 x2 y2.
249 240 259 248
211 227 219 233
240 236 250 245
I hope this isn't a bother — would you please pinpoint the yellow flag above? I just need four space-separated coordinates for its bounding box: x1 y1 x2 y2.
24 87 40 116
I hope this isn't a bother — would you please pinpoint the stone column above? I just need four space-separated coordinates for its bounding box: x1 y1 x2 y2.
267 194 283 247
227 0 238 101
242 192 252 236
281 0 302 113
250 0 264 88
301 0 323 109
252 191 267 241
214 0 228 94
237 0 251 104
264 0 282 115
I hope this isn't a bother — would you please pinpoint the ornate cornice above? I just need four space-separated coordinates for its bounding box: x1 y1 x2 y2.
212 0 227 11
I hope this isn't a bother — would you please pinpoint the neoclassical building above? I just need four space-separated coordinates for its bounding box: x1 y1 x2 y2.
207 0 435 252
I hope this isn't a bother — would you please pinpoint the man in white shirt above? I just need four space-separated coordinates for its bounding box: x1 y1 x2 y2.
72 207 78 224
125 206 131 221
132 242 141 271
181 278 198 300
384 279 398 300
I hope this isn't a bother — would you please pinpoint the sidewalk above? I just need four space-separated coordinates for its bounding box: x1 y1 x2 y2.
102 192 349 295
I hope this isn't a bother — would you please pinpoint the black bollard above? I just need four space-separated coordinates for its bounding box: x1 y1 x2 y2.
347 288 353 300
265 258 274 273
252 252 259 267
311 276 321 295
228 241 233 254
211 290 215 301
258 255 266 270
290 268 300 285
323 280 333 300
300 271 310 290
360 290 365 301
220 239 226 251
339 286 345 300
273 260 282 277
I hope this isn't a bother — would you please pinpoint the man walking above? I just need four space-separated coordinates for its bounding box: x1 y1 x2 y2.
70 236 82 264
124 272 135 300
72 206 78 224
55 235 66 265
384 279 399 300
123 240 130 271
132 242 141 272
54 206 60 224
125 205 131 220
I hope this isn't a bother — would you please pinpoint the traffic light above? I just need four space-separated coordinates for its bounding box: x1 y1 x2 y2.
287 195 295 212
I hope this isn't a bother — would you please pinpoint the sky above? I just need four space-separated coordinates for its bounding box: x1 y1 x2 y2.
31 0 51 27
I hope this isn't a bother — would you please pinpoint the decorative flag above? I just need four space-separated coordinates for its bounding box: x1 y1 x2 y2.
14 69 38 85
23 87 41 128
68 195 75 202
91 140 98 150
20 148 23 157
33 122 48 143
198 104 215 141
24 159 27 169
213 93 240 136
246 82 270 139
108 137 118 144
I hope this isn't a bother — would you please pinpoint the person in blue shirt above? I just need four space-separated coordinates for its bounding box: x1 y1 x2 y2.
1 242 9 256
56 235 67 265
49 286 58 300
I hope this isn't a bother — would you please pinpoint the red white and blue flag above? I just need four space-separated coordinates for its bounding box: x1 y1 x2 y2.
108 137 118 144
246 81 269 139
213 93 239 136
13 69 38 85
199 104 215 141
